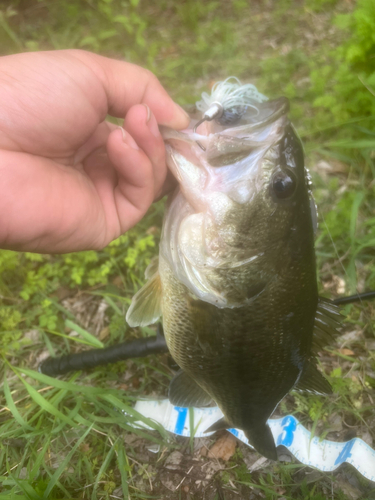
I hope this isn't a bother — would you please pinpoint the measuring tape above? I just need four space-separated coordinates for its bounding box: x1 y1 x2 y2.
132 399 375 481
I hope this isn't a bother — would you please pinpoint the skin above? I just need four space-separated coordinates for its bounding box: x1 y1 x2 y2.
0 50 190 253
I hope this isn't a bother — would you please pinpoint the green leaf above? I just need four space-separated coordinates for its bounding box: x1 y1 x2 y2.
64 320 104 348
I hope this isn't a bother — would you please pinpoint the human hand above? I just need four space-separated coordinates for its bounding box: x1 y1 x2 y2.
0 50 189 253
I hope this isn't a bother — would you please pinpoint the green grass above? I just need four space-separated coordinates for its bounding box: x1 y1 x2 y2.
1 0 375 498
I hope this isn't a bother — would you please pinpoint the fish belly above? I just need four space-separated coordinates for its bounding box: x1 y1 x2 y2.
160 256 317 430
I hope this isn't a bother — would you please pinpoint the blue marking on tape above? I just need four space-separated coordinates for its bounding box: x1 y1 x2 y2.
335 440 355 466
229 428 239 437
174 407 188 435
277 415 297 447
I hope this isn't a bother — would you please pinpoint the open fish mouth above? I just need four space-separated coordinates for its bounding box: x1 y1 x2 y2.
193 95 290 135
161 96 290 166
160 96 291 212
199 97 290 166
160 95 291 213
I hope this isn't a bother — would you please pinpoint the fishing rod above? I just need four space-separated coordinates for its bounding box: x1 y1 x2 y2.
39 290 375 377
330 290 375 305
39 323 168 376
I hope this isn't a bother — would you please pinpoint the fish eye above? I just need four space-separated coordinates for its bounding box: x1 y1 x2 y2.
271 169 297 199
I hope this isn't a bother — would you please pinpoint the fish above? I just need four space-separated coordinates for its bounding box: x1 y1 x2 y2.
126 78 342 460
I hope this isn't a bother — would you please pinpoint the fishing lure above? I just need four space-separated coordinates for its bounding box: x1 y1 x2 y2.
193 77 268 149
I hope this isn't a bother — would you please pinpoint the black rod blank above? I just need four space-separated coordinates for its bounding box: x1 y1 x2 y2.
332 290 375 305
39 333 168 376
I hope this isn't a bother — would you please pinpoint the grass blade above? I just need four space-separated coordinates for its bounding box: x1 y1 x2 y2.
350 192 365 245
104 295 123 316
117 442 130 499
18 378 77 428
44 328 103 347
100 394 167 436
64 319 104 348
42 294 77 321
189 407 195 454
43 425 93 499
19 368 117 397
29 438 51 482
93 441 116 493
4 479 41 500
3 377 33 430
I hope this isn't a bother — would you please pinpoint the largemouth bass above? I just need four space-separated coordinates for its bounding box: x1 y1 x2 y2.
126 79 341 460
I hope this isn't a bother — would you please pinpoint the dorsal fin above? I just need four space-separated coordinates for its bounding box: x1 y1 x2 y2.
312 297 342 353
169 370 212 407
294 361 332 395
126 272 162 327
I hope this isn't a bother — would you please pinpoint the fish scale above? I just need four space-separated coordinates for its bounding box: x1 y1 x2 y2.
126 79 342 460
161 252 317 425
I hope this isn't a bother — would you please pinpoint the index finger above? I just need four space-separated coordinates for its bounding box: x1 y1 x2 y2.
71 50 190 129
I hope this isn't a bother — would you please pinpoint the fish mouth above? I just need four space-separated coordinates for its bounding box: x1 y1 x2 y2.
160 95 291 216
220 96 290 134
197 97 290 168
161 96 289 139
191 96 290 136
252 96 289 126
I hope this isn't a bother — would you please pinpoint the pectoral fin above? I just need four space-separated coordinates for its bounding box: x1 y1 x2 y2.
126 272 162 327
205 417 229 433
145 257 159 279
169 370 212 407
312 297 342 353
294 361 332 395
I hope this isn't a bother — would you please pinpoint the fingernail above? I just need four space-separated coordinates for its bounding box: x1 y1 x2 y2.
143 104 160 138
142 103 152 123
117 126 139 150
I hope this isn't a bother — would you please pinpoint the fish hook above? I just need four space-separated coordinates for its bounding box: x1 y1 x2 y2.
193 102 224 151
